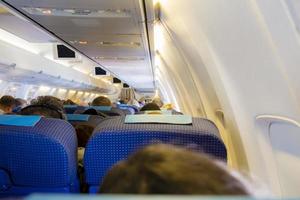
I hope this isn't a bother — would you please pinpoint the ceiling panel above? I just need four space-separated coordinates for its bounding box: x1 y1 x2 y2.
5 0 135 10
0 13 55 43
3 0 154 91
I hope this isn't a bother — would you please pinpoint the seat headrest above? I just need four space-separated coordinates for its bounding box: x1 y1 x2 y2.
88 106 112 111
66 114 90 121
63 105 78 108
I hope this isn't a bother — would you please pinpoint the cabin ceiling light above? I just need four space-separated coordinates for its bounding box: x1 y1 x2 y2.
39 85 51 91
70 40 88 45
22 7 131 18
59 88 67 93
73 67 89 75
93 56 145 61
96 41 141 48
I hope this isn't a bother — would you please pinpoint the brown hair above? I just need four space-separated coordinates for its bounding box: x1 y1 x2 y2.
20 96 64 119
0 95 16 113
75 124 94 147
92 96 112 106
99 144 249 195
140 103 160 111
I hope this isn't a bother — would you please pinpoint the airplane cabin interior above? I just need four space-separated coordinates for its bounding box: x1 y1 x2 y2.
0 0 300 199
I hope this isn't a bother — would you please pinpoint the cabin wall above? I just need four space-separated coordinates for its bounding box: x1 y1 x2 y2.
156 0 300 197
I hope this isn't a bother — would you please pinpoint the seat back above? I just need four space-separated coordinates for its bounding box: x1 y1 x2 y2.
64 105 83 114
0 117 79 197
67 114 104 128
117 104 139 114
84 116 226 193
100 107 127 116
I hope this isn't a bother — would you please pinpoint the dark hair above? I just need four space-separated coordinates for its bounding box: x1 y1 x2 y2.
0 95 16 113
74 124 94 147
20 105 63 119
92 96 112 106
99 144 249 195
20 96 64 119
34 96 63 111
0 95 15 107
140 103 160 111
82 108 108 118
63 99 77 105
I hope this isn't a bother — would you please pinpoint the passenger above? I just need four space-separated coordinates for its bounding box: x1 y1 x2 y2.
63 99 77 105
99 144 250 195
74 124 94 148
13 98 27 113
92 96 112 106
20 96 64 119
119 100 125 104
0 95 16 114
138 97 146 107
152 97 164 108
140 102 161 111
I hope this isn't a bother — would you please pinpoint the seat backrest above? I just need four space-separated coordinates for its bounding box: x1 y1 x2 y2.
84 116 227 193
64 105 83 114
68 115 105 128
117 104 139 114
100 107 127 116
0 117 79 197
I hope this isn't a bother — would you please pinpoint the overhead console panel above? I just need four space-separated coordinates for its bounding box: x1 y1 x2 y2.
2 0 155 92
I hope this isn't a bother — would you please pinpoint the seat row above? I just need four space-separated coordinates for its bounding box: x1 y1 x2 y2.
0 115 227 196
63 105 135 116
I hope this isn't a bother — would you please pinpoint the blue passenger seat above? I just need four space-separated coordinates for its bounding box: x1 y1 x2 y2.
67 114 105 128
84 116 227 193
93 107 127 116
0 116 79 197
117 104 139 114
64 105 82 114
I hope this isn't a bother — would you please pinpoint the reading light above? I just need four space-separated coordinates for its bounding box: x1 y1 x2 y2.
78 41 88 45
39 85 51 91
41 9 52 15
59 88 67 93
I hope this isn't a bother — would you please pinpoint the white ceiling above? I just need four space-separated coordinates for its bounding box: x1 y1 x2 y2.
2 0 155 91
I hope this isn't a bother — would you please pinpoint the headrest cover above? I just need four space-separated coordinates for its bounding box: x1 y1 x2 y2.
63 105 78 108
144 110 173 115
88 106 112 111
66 114 90 121
0 115 41 127
125 115 192 125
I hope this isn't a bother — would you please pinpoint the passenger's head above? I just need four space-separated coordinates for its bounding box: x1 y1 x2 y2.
140 103 161 111
74 124 94 147
0 95 16 113
34 96 64 111
63 99 77 105
20 96 64 119
152 97 163 108
99 144 249 195
92 96 112 106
